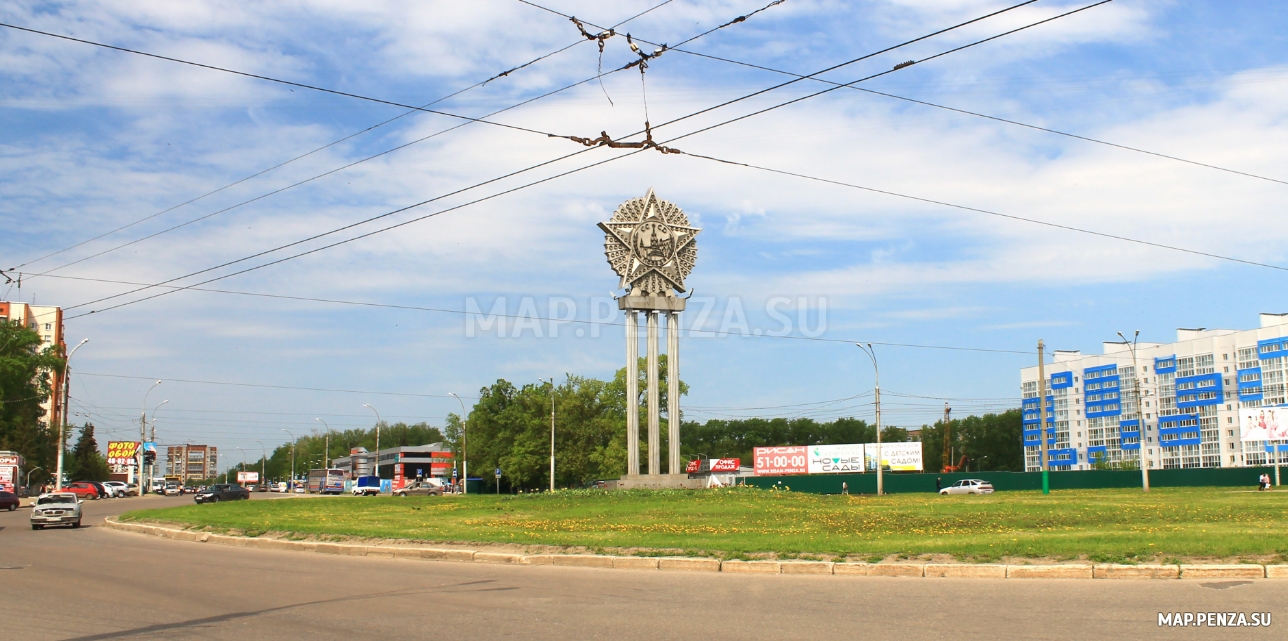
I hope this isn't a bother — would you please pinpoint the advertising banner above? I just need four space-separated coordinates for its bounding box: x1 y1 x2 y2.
1240 406 1288 441
753 446 807 476
866 442 924 472
0 466 14 493
236 471 260 483
107 441 140 466
710 458 740 473
807 443 867 474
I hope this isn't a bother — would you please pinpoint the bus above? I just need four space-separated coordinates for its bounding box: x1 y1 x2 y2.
307 468 346 495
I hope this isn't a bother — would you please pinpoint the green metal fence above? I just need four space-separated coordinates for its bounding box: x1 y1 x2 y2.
743 466 1277 494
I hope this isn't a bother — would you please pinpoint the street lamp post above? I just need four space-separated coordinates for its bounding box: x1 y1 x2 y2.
235 447 248 485
855 343 883 496
1118 331 1152 493
138 380 161 497
280 429 295 489
315 418 332 469
449 393 468 495
26 466 43 493
56 338 88 491
363 404 382 480
254 439 267 486
148 399 167 486
539 378 556 492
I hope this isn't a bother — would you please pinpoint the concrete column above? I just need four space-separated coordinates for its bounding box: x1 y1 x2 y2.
667 311 681 475
647 311 661 476
625 311 640 476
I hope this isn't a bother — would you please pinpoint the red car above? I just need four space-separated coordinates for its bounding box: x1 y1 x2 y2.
62 482 101 500
0 490 18 511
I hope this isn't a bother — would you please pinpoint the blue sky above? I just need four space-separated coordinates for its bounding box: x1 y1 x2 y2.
3 1 1287 462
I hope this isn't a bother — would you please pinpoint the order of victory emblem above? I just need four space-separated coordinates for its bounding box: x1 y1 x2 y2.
598 189 700 298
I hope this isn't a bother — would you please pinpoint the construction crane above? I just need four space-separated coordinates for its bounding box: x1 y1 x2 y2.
941 403 952 472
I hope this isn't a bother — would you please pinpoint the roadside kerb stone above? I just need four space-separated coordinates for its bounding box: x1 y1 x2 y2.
925 564 1006 579
421 548 476 562
1265 565 1288 579
780 561 834 575
1093 564 1179 579
552 555 616 569
612 556 660 570
658 557 720 572
831 563 871 576
721 560 781 574
473 552 524 564
1180 565 1265 579
1007 565 1093 579
866 564 925 578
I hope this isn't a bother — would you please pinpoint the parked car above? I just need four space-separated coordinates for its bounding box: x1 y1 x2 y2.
194 484 250 504
102 481 133 497
30 493 82 529
939 479 995 495
256 484 269 492
393 479 444 497
164 483 181 496
0 490 18 511
62 481 101 500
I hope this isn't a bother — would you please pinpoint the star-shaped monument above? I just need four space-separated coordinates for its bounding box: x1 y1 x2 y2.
599 189 700 296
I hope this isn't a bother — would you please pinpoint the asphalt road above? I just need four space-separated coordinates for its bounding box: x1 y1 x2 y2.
0 494 1283 641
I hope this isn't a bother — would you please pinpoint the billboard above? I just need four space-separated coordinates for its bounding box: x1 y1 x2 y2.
236 471 260 483
866 442 924 472
686 458 742 474
107 441 140 466
0 465 14 493
753 446 807 476
807 443 867 474
1239 406 1288 441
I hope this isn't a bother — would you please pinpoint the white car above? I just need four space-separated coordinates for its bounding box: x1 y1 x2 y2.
939 479 995 495
102 481 132 497
30 493 83 529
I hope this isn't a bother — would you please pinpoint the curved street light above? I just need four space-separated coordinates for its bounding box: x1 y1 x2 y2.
280 428 296 488
1118 330 1152 493
363 404 382 480
147 399 168 484
137 379 161 496
254 439 267 486
855 343 883 496
449 392 468 495
315 418 332 470
56 338 89 491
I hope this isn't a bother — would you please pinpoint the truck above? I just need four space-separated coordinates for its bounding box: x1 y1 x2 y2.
352 475 382 496
307 468 346 495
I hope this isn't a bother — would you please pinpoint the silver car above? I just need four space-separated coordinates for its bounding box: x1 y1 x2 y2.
30 493 83 529
939 479 995 495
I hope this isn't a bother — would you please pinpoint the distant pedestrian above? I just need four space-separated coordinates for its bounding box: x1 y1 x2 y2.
841 481 849 495
1260 473 1271 491
936 477 942 491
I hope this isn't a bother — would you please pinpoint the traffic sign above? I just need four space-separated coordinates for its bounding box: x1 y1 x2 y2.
494 468 502 479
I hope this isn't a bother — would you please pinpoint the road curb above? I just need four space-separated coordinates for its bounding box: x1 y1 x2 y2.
100 518 1288 579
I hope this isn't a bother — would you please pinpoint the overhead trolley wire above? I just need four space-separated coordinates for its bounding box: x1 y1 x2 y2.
7 0 678 275
51 2 1041 318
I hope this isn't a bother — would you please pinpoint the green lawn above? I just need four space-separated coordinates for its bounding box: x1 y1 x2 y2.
122 487 1288 562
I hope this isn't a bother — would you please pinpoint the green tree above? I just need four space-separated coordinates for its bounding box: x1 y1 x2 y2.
67 423 110 481
921 409 1023 472
0 319 65 474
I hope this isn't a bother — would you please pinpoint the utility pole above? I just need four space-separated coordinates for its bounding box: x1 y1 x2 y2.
315 418 332 470
1038 340 1049 495
942 403 952 472
280 429 295 488
449 393 468 495
363 404 382 481
1118 331 1151 493
856 343 882 495
139 380 161 497
56 338 88 491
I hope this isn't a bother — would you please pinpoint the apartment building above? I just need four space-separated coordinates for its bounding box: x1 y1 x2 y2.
0 301 67 429
1020 313 1288 472
166 444 219 482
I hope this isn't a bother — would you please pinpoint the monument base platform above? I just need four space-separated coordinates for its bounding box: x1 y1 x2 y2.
609 474 704 490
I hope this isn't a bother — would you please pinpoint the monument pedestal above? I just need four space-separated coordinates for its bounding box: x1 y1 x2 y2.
610 474 704 490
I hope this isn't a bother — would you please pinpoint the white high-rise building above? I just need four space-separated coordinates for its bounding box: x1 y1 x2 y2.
1020 313 1288 472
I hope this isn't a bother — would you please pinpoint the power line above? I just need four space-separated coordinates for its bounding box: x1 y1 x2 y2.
52 2 1042 318
679 149 1288 273
75 372 475 399
11 1 678 276
37 271 1037 355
